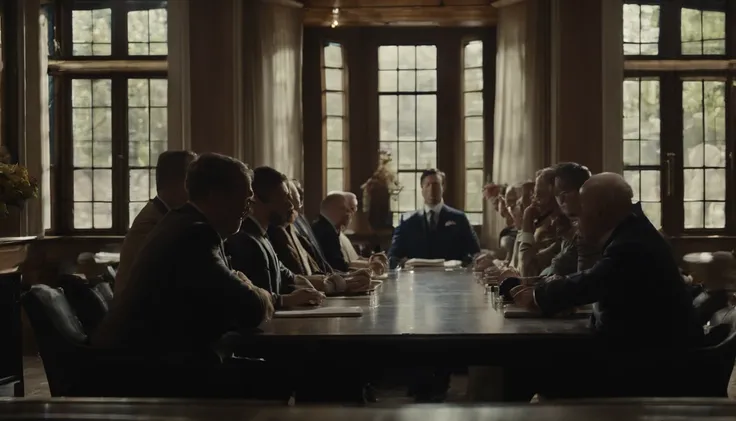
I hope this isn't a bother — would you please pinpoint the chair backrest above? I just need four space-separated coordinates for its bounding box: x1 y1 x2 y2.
94 280 114 304
21 284 88 396
693 290 730 327
57 275 109 335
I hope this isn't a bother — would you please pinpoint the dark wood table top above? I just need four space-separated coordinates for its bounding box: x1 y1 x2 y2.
1 398 736 420
257 269 590 338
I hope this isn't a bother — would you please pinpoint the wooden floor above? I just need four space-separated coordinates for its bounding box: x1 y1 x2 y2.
16 357 736 401
15 357 469 402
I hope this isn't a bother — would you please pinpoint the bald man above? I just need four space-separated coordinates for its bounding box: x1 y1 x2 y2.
514 173 702 346
312 193 352 271
506 173 704 399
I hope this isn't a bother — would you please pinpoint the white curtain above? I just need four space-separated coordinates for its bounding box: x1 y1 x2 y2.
40 12 51 231
242 0 303 179
484 0 550 248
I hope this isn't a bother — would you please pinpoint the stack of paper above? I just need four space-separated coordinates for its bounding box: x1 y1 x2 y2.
404 258 445 268
503 304 593 319
274 306 363 318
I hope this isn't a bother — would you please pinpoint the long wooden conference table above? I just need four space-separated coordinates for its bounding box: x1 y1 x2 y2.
236 269 593 364
1 398 735 421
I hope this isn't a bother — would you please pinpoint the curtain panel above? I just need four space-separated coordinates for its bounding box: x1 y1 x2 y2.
242 0 304 179
484 0 550 249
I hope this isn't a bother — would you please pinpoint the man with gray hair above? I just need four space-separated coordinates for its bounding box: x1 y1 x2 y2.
509 173 703 399
312 192 352 271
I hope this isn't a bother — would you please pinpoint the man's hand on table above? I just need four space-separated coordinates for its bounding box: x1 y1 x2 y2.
282 288 325 308
510 285 538 311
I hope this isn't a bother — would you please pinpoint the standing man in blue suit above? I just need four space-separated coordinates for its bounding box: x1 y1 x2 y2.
388 169 481 269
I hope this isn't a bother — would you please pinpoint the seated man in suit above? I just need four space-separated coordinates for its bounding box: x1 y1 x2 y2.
291 179 333 273
228 167 325 307
92 154 277 397
116 150 196 294
509 173 704 399
388 169 481 269
269 180 326 276
312 192 352 272
516 167 563 277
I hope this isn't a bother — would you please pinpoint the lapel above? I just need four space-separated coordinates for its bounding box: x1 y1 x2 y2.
284 225 308 273
435 205 450 233
241 218 276 277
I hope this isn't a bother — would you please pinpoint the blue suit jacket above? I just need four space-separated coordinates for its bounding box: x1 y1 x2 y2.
388 204 481 268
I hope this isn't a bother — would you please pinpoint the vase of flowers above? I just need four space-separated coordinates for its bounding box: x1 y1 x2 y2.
0 147 39 217
361 149 402 230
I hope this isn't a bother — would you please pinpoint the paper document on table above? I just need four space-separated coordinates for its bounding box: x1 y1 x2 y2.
404 258 445 268
274 306 363 318
503 304 593 319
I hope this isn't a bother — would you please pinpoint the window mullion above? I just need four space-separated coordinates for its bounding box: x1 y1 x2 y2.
659 73 683 235
659 2 681 59
111 76 127 233
727 75 736 233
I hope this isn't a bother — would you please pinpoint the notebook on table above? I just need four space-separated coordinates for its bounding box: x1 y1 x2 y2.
503 304 594 319
404 259 463 269
274 306 363 318
325 280 383 297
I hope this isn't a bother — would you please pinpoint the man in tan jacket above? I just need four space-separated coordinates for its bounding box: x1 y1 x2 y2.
115 150 196 294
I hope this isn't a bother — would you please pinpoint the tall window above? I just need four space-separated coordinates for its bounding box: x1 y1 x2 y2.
623 77 662 228
322 42 347 193
378 45 438 226
623 0 734 236
50 0 168 233
463 40 484 225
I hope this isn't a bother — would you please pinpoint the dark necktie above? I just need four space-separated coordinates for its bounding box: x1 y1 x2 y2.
428 210 437 231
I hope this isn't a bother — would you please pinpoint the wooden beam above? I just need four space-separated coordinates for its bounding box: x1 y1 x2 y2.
47 59 167 74
624 59 736 71
303 6 498 26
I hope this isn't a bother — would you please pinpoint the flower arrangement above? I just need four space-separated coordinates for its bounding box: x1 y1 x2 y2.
0 147 39 216
361 148 402 213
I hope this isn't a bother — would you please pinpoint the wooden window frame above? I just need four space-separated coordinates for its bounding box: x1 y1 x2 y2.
302 27 496 226
624 0 736 238
49 0 167 235
320 41 349 194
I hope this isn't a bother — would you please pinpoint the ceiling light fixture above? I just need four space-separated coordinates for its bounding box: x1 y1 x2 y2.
331 7 340 28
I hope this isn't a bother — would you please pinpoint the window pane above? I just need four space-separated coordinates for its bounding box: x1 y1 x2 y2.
682 80 726 230
623 170 661 228
128 78 169 228
72 78 113 230
681 8 726 55
623 4 660 55
380 44 438 224
463 41 484 221
623 78 660 167
322 43 347 193
128 8 168 56
72 9 111 56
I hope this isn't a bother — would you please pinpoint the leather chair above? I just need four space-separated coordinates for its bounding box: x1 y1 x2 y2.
693 290 730 327
22 285 206 397
21 284 90 396
22 285 282 399
94 281 114 304
57 275 109 335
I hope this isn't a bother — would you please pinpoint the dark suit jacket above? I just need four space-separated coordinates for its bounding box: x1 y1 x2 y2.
534 203 704 348
294 214 332 273
268 224 322 276
311 215 349 272
92 204 268 354
387 204 481 268
227 217 296 306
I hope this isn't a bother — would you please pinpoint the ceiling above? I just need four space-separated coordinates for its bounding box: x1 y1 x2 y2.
300 0 498 27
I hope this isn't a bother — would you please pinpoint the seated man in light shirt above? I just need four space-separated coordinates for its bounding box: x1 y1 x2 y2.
115 150 196 294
